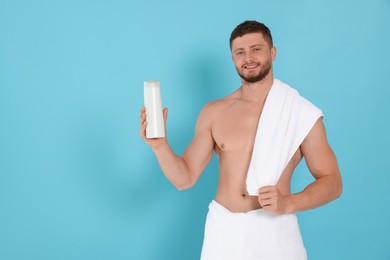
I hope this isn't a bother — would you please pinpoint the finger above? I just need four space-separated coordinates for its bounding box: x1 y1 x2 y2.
140 129 146 139
140 111 147 127
260 200 272 208
258 193 271 200
140 107 146 116
258 192 273 200
258 186 271 194
163 108 168 122
140 121 147 137
262 204 275 212
259 198 272 207
262 197 276 207
163 107 168 133
258 196 272 206
140 112 146 125
259 195 273 203
259 191 278 208
258 186 277 194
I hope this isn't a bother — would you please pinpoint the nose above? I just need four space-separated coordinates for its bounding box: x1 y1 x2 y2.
244 52 253 63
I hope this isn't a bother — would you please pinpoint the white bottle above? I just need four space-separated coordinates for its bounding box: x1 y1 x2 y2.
144 81 165 138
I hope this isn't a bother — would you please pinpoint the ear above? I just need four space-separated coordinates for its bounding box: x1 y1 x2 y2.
271 46 277 61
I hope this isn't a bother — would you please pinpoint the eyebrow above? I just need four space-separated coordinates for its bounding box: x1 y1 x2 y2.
233 44 264 53
250 44 264 48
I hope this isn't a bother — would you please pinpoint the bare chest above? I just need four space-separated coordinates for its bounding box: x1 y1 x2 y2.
211 102 263 153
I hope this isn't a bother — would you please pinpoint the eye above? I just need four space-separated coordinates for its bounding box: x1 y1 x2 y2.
236 51 244 55
254 48 261 52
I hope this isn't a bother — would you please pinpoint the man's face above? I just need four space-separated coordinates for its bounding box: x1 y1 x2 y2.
231 33 276 83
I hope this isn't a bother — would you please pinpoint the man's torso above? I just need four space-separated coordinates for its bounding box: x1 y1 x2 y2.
207 90 303 213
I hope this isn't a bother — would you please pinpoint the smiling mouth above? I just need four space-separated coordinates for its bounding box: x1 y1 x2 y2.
243 63 259 70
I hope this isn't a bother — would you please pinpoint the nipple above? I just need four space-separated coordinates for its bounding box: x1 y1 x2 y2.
220 143 225 149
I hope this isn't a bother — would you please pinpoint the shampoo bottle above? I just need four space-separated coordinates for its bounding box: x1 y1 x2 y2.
143 81 165 138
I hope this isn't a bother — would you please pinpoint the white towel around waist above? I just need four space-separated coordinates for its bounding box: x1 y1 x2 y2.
200 200 307 260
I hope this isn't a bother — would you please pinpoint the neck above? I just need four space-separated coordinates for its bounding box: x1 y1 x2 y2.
239 72 274 103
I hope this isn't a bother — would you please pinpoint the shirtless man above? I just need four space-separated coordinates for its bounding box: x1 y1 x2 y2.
140 21 342 259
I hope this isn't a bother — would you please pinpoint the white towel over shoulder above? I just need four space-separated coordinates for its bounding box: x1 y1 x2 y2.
246 79 323 196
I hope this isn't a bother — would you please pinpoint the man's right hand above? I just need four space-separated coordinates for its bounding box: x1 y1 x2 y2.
139 107 169 150
139 103 215 190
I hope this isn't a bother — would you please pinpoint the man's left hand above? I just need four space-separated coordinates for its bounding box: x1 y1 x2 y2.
258 186 290 215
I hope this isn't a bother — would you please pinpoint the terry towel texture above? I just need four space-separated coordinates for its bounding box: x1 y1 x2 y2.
246 79 323 195
200 200 307 260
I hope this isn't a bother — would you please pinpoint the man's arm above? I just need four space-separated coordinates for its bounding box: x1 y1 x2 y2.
140 104 215 190
285 118 342 212
258 118 342 214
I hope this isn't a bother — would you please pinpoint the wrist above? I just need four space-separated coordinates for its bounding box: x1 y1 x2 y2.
151 138 169 153
284 194 296 214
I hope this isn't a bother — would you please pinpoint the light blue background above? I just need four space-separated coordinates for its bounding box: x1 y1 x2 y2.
1 0 389 259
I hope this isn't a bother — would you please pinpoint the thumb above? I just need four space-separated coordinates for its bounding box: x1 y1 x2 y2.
163 107 168 121
163 107 168 133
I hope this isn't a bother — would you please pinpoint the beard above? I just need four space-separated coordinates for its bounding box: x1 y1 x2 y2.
236 59 272 83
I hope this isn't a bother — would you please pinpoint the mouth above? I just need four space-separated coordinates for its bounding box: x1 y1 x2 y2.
243 63 259 70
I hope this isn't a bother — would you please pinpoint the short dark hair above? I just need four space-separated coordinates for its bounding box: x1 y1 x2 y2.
229 20 273 49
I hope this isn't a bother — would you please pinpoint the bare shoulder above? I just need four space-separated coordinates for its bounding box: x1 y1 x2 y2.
303 117 328 146
301 118 335 169
196 90 240 127
301 117 341 184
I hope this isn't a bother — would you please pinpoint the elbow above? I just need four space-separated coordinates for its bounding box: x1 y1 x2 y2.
175 177 195 191
176 182 194 191
333 176 343 199
176 162 197 191
336 183 343 199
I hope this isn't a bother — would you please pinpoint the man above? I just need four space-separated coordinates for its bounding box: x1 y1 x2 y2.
140 21 342 260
